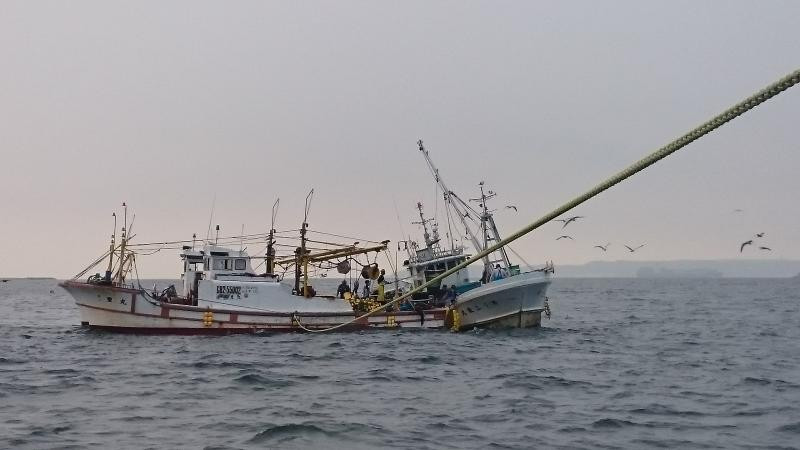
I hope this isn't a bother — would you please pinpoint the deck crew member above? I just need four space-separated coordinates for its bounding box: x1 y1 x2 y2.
439 285 455 306
362 279 371 299
448 285 458 305
482 265 491 284
337 280 351 299
377 269 386 302
491 264 507 282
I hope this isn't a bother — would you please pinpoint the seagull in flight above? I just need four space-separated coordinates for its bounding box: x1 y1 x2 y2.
625 244 646 253
594 243 610 251
555 216 584 229
556 235 574 240
759 246 772 251
740 240 753 252
755 232 765 238
505 205 518 212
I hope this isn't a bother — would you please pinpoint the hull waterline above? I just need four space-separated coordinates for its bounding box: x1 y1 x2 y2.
61 273 550 334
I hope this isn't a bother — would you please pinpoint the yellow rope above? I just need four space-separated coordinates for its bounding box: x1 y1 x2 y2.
293 68 800 333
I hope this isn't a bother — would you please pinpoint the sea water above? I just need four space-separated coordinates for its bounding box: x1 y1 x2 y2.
1 277 799 449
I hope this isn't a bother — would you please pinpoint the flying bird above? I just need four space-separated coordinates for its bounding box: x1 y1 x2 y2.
555 216 584 229
625 244 646 253
740 240 753 252
505 205 518 212
556 235 574 240
759 246 772 251
594 243 610 251
755 232 765 238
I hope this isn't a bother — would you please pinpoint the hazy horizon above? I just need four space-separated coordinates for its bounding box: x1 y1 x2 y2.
1 1 798 278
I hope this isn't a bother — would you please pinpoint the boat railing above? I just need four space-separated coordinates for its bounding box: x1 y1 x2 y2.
409 247 464 265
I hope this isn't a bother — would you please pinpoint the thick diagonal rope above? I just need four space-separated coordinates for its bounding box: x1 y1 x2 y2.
295 69 800 333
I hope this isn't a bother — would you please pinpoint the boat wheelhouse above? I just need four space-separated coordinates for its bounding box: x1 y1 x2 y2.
403 202 475 300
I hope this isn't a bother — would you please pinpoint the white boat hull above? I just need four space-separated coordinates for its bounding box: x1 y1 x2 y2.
60 281 447 333
450 271 551 330
60 274 550 334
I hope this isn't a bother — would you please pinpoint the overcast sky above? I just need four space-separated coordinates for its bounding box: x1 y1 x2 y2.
1 1 798 278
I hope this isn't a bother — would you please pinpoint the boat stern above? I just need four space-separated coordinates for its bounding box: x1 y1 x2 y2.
451 271 551 330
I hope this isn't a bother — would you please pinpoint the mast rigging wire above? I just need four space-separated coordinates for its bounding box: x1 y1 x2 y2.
127 229 300 248
305 229 383 244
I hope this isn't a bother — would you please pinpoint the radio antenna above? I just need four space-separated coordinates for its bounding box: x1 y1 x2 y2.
205 193 216 243
271 198 280 231
304 188 314 224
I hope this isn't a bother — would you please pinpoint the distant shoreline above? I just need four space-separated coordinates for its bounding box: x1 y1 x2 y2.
555 259 800 278
0 277 57 280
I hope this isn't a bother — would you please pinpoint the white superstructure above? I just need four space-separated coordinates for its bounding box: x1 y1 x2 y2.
180 245 352 313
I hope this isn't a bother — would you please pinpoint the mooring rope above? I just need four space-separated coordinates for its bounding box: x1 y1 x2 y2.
292 68 800 333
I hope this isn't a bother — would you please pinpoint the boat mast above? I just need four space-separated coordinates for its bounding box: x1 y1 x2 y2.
266 198 279 275
417 140 488 265
479 184 489 250
295 189 313 296
116 202 128 285
412 202 437 249
105 212 116 283
471 182 511 270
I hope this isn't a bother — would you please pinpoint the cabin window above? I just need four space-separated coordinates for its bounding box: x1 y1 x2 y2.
235 259 246 271
212 258 234 270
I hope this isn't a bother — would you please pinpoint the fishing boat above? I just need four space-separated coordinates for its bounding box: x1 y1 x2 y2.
59 197 459 334
398 141 553 328
60 143 552 334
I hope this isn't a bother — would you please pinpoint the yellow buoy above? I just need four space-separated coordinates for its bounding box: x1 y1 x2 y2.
203 310 213 327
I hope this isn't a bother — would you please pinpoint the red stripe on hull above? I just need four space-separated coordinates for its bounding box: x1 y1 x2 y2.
85 324 371 335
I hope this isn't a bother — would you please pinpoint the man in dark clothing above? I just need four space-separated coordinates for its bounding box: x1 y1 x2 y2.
362 279 371 299
377 269 386 301
337 280 351 299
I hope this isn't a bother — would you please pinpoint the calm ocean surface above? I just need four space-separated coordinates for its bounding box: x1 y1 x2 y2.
1 277 799 449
